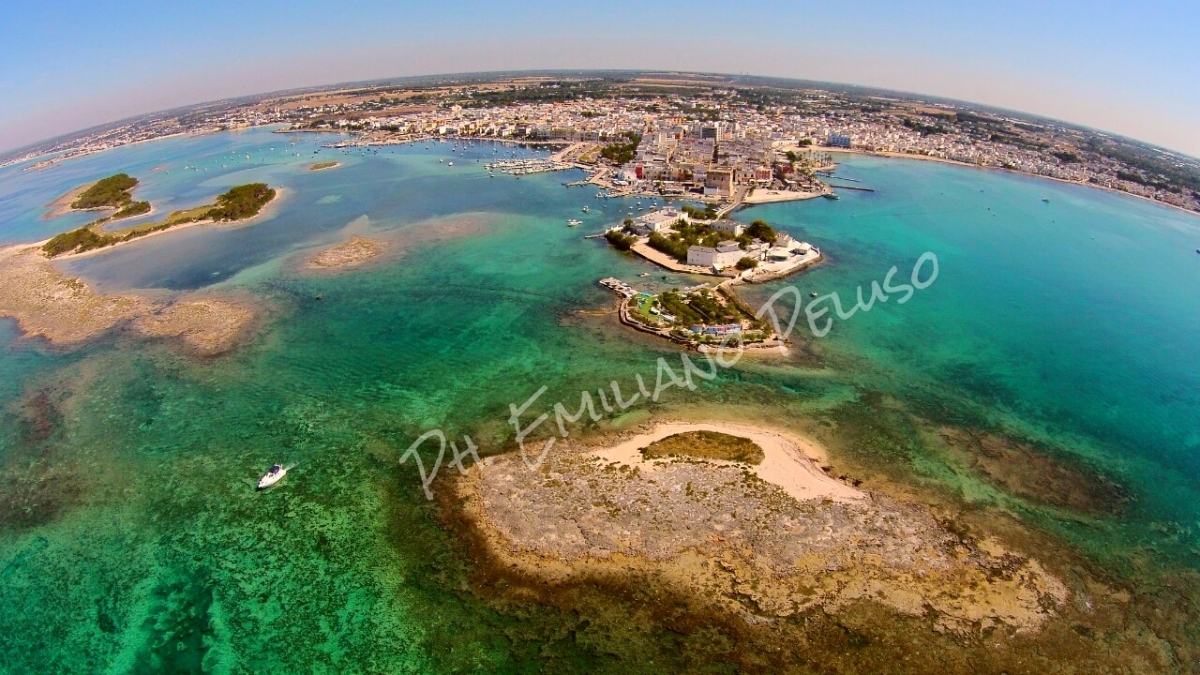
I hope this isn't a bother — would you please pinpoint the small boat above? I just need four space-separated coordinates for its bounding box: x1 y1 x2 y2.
639 272 650 277
582 205 590 213
823 193 839 200
257 464 287 490
567 219 582 227
1042 197 1050 203
448 161 454 167
810 292 818 298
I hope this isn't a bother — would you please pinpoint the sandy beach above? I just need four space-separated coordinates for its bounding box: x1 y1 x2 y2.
592 421 862 503
41 183 96 220
740 188 827 205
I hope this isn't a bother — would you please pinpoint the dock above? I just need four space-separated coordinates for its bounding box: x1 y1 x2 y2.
599 277 638 298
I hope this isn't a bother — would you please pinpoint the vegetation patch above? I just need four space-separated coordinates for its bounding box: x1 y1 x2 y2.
640 430 765 465
604 229 636 251
599 131 642 165
645 218 777 263
71 173 138 210
42 183 275 257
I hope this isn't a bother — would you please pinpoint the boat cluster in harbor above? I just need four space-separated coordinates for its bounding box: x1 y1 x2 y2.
485 158 573 175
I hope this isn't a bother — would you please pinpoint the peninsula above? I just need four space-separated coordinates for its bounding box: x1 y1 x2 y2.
41 182 277 258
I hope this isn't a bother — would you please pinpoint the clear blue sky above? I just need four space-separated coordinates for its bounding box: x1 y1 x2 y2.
1 0 1196 156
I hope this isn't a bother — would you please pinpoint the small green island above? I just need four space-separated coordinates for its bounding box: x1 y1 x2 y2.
43 183 277 258
308 161 340 171
70 173 152 220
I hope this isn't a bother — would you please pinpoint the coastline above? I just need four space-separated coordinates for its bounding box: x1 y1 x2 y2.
42 183 97 220
816 146 1200 219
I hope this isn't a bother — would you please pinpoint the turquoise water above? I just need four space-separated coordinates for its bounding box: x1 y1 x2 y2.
1 129 1199 671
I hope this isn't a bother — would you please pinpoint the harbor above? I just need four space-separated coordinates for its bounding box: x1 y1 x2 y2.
484 158 574 175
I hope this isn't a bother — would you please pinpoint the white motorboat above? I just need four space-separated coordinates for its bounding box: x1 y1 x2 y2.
257 464 287 490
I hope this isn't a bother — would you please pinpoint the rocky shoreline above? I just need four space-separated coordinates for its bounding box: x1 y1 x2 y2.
448 420 1069 636
0 244 259 355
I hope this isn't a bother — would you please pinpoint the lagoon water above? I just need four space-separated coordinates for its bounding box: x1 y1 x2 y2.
1 128 1199 671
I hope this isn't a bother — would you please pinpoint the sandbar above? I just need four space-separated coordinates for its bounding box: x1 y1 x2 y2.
0 243 257 355
305 236 384 270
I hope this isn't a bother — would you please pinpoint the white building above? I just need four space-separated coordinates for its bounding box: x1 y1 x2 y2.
711 220 744 236
687 240 745 269
629 208 687 235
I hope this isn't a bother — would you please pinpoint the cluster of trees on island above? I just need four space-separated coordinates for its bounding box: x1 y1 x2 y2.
43 183 276 257
71 173 151 220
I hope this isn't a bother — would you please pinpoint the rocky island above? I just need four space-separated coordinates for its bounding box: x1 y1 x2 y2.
305 236 385 270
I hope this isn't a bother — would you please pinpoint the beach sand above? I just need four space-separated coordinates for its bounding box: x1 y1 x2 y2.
591 421 862 503
741 188 826 205
42 183 105 220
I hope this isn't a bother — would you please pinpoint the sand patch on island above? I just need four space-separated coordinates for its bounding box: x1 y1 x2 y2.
42 184 96 220
450 419 1069 636
593 421 862 503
